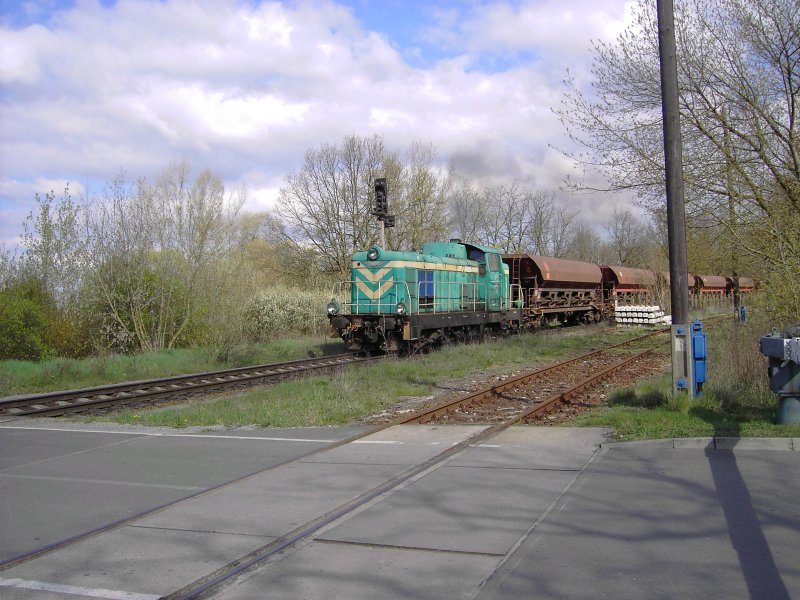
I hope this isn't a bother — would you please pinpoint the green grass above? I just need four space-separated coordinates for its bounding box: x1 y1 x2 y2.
0 336 347 396
568 316 800 440
29 315 798 441
571 375 800 441
96 324 648 428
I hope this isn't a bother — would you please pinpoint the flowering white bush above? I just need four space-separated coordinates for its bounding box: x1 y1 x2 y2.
246 286 331 338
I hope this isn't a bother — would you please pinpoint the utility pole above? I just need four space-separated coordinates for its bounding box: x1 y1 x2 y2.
657 0 693 396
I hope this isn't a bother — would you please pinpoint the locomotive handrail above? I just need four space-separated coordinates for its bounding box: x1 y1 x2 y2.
421 281 485 313
509 283 524 309
330 280 510 315
331 280 413 315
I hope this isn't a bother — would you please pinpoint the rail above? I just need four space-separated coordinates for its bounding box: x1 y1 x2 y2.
0 325 686 587
0 353 377 418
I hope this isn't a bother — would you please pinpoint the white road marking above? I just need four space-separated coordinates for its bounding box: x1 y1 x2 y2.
352 440 403 444
0 425 337 443
0 474 204 491
0 577 161 599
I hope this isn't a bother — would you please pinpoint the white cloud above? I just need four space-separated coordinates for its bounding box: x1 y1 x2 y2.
1 0 635 249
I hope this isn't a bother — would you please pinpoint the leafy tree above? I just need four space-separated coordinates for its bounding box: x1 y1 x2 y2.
20 186 87 309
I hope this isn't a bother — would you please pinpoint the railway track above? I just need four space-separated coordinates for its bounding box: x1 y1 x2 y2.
0 322 635 419
391 329 669 427
165 330 674 599
0 325 686 595
3 314 723 421
0 353 377 418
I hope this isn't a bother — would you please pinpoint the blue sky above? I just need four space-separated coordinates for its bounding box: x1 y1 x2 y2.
1 0 637 248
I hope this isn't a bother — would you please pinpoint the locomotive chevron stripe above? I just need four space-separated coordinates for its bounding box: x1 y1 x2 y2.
355 279 394 300
355 265 394 283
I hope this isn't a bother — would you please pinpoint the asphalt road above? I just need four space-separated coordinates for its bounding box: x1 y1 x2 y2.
0 419 367 563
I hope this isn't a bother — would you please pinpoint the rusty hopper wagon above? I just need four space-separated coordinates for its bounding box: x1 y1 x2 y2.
695 275 729 296
601 265 657 304
727 277 755 295
503 254 606 327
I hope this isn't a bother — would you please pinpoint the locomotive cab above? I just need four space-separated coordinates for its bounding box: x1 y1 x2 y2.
328 242 520 354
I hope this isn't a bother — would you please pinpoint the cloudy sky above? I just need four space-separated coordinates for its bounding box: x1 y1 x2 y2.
1 0 639 249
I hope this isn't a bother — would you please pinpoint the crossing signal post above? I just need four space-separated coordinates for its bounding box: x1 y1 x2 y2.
373 178 394 248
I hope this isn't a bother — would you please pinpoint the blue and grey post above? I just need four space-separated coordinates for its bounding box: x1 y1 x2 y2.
759 326 800 425
657 0 693 397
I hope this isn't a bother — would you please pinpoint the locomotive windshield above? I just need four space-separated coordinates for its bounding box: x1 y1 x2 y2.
468 248 485 263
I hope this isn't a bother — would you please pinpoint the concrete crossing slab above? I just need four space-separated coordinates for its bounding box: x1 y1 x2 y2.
476 444 800 599
213 541 501 600
304 424 489 465
315 425 603 555
2 424 796 600
317 465 581 555
0 474 196 562
0 425 354 562
136 461 405 537
1 526 274 598
453 426 608 471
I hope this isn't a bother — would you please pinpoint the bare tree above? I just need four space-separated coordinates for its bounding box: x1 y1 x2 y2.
603 208 652 267
448 180 486 243
478 185 531 252
87 163 244 352
556 0 800 315
391 141 450 251
447 181 578 256
278 135 452 277
278 135 389 277
566 219 604 263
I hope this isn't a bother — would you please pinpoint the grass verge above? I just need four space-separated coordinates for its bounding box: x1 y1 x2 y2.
95 325 647 428
0 336 347 396
569 317 800 440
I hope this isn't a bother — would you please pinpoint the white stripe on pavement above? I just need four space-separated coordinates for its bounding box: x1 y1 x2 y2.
0 577 161 600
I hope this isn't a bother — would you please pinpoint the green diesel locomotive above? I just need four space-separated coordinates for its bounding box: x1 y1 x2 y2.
327 240 523 354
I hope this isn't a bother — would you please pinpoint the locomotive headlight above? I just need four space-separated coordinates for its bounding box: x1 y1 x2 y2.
367 247 380 261
327 300 340 316
395 302 407 316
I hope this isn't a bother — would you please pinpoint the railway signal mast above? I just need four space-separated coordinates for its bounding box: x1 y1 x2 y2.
373 178 395 248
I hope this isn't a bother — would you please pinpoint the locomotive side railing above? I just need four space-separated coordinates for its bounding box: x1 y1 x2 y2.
331 281 413 315
419 281 485 313
509 283 524 310
331 278 523 315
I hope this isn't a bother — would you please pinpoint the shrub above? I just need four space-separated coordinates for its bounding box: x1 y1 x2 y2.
246 286 331 339
0 279 55 360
